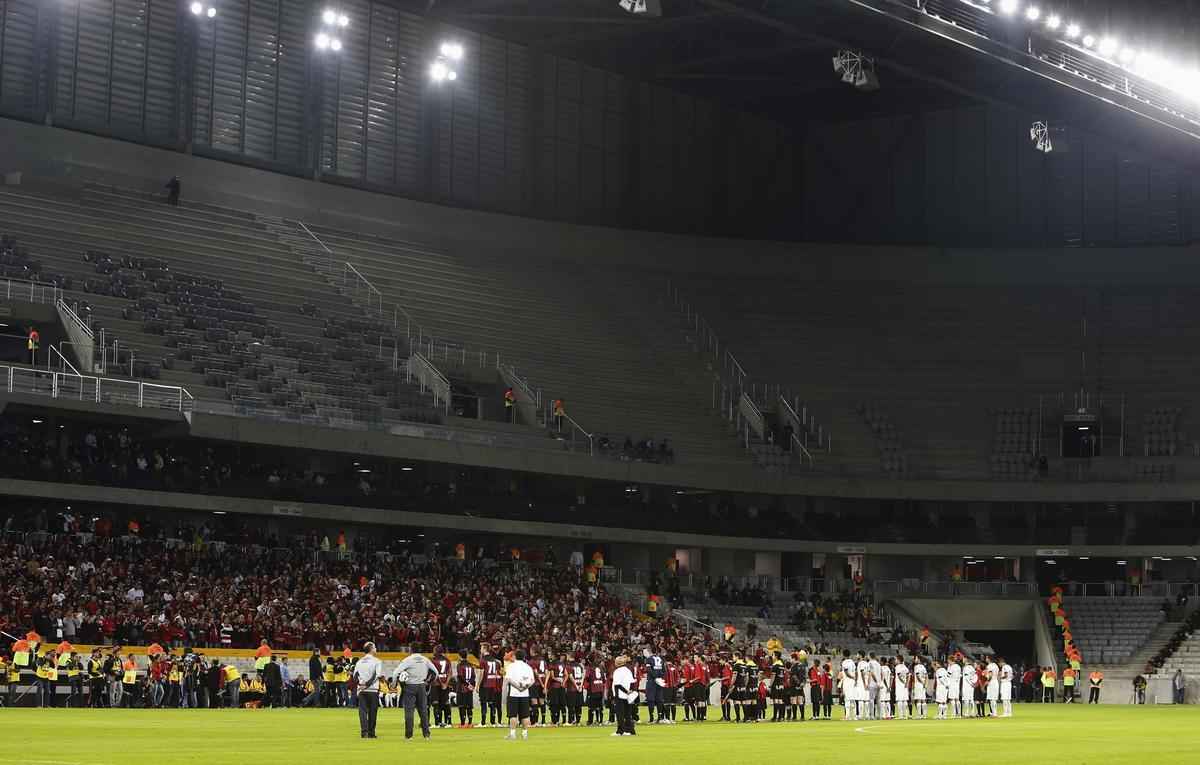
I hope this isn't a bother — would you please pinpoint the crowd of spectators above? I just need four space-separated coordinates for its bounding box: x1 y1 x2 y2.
0 519 705 662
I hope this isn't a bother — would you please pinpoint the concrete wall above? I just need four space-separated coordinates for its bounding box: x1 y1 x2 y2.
895 598 1038 631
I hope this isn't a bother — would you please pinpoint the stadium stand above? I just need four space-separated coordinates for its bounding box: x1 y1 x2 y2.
1062 597 1168 666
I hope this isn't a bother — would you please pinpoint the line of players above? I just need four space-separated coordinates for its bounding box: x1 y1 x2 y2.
838 651 1016 721
413 643 1017 728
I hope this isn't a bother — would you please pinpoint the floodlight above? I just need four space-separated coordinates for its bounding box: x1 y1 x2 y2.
315 33 330 50
999 0 1018 14
338 14 349 27
323 9 336 25
206 6 215 17
331 38 342 52
1024 7 1040 22
430 61 448 82
1082 34 1095 47
1065 23 1080 38
190 2 202 15
1098 37 1118 56
1045 14 1060 30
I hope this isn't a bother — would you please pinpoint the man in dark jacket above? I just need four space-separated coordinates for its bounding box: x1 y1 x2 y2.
303 648 324 707
207 660 223 709
263 656 283 708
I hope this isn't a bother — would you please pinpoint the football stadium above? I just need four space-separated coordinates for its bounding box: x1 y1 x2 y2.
2 0 1200 762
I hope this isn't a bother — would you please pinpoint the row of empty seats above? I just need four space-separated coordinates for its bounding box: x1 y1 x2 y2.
1063 597 1166 666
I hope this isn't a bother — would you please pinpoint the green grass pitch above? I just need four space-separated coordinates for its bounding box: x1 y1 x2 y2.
5 704 1198 764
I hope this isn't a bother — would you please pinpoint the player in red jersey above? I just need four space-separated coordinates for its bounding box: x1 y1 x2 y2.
455 656 478 727
480 643 504 727
693 653 711 721
431 645 453 728
585 655 606 726
567 656 586 725
529 648 548 726
719 657 734 721
663 656 681 724
548 653 568 726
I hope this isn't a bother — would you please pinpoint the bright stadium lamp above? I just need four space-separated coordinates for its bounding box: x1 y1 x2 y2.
315 32 330 50
338 14 349 27
331 38 342 52
190 1 202 15
1082 34 1095 47
322 8 336 25
1024 6 1040 21
430 60 449 82
1065 23 1080 38
206 6 215 17
1098 37 1118 56
999 0 1019 15
1045 14 1060 30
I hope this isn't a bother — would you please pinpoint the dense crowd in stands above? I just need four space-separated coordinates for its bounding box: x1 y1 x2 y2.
0 521 690 657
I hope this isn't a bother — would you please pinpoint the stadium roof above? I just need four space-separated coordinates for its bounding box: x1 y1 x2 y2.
416 0 1200 164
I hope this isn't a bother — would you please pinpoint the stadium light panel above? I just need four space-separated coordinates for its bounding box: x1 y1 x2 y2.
999 0 1018 15
1045 14 1060 30
1082 34 1095 47
315 32 330 50
1099 37 1118 56
330 38 342 51
430 61 449 82
1024 6 1040 21
322 8 336 25
206 6 215 17
190 2 202 15
1065 22 1080 38
338 13 349 27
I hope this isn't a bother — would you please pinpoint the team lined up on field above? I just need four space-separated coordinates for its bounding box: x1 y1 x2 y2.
837 651 1016 721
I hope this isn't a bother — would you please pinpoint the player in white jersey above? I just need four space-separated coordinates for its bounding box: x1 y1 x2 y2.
984 657 1000 717
865 654 881 720
877 661 892 720
962 662 977 718
856 654 871 720
893 658 909 720
946 660 962 717
840 651 858 721
933 662 949 719
912 659 928 718
998 658 1013 717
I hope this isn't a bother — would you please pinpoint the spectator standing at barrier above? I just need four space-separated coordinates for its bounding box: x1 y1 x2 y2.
553 399 566 432
1040 666 1055 703
504 388 515 423
354 642 382 738
165 176 181 206
1133 674 1147 704
1173 669 1186 704
394 652 438 741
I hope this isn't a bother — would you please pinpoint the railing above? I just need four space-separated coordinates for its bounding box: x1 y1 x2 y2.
666 279 831 454
738 391 765 449
0 364 193 412
1060 580 1199 598
550 409 594 456
1 277 61 305
343 263 384 319
296 220 335 274
779 394 827 454
56 298 95 373
873 579 1038 598
406 351 451 413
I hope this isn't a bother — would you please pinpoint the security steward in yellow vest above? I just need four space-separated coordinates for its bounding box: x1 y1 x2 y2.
1040 667 1056 703
87 649 107 708
1088 670 1104 704
1062 668 1077 702
65 652 84 707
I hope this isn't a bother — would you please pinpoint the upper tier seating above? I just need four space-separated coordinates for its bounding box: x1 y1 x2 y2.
0 186 447 425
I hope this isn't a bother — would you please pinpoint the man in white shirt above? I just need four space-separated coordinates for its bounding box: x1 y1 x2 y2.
611 655 638 736
997 658 1013 717
985 657 1000 717
855 653 871 720
933 661 949 719
962 662 977 718
866 653 881 720
839 650 858 721
353 642 383 739
893 658 909 720
503 649 536 740
878 660 892 720
947 659 962 718
913 659 928 718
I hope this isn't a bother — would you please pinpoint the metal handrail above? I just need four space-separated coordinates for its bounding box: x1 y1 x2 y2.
343 263 384 318
407 351 451 413
297 220 333 255
552 409 594 455
55 299 93 340
0 363 193 412
48 345 81 377
2 277 60 305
